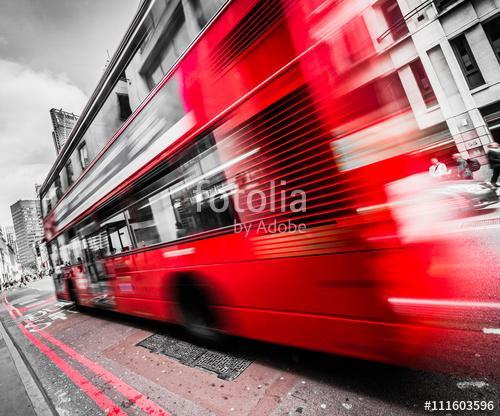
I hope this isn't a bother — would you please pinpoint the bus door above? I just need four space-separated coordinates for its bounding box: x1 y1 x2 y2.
81 228 112 308
82 213 133 309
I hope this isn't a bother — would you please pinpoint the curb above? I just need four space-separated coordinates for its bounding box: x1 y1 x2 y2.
0 312 58 416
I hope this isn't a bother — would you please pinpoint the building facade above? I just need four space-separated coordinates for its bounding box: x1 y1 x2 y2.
287 0 500 176
40 0 226 217
50 108 79 155
1 225 16 253
0 234 18 285
10 200 44 270
376 0 500 176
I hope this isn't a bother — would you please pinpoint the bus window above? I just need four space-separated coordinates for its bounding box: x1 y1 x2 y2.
85 230 110 260
126 133 237 247
101 213 133 255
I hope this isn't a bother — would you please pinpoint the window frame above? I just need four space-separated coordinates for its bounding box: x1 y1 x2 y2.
483 14 500 64
141 3 188 90
78 142 89 170
65 159 74 187
116 93 133 122
380 0 408 41
434 0 461 13
409 58 438 107
450 34 485 90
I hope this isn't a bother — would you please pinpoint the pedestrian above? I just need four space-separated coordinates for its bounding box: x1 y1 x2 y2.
429 158 448 178
487 142 500 187
452 153 473 180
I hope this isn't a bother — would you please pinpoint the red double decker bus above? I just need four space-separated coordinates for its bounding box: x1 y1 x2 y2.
39 0 487 366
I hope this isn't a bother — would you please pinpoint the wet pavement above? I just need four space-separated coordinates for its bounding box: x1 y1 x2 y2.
0 213 499 416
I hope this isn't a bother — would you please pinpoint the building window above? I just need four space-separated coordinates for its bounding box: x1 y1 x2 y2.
342 16 373 64
142 5 191 90
380 0 408 41
101 213 133 255
434 0 460 13
188 0 227 29
451 34 485 89
78 142 89 170
117 93 132 121
126 134 236 248
66 160 74 187
55 175 63 199
483 15 500 63
409 59 438 107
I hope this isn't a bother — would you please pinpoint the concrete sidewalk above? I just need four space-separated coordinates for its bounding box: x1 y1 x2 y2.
0 311 55 416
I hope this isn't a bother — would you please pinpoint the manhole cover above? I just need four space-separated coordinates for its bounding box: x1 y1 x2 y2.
137 333 252 380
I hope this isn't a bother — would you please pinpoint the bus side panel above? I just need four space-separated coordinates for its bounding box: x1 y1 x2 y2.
107 234 427 310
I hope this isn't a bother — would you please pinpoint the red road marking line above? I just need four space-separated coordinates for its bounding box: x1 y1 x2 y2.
2 295 126 416
3 293 172 416
35 330 172 416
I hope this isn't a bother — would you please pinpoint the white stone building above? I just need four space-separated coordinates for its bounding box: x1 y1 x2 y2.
0 231 19 285
373 0 500 177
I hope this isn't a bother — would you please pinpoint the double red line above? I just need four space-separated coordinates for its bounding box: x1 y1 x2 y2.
2 293 171 416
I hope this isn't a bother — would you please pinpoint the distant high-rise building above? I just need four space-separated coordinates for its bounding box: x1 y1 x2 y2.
50 108 79 154
10 200 43 270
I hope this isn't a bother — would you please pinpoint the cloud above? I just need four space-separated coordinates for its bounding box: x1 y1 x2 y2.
0 35 7 46
0 59 87 225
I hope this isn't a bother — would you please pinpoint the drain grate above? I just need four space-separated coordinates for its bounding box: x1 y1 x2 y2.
160 339 206 365
194 350 252 380
137 333 252 380
138 333 166 352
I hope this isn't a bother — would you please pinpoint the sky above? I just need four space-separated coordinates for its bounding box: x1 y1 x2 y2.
0 0 139 226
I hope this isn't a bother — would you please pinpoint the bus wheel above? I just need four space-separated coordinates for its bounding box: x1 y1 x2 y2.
175 277 222 345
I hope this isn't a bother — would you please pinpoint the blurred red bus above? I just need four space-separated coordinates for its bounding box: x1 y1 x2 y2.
39 0 493 366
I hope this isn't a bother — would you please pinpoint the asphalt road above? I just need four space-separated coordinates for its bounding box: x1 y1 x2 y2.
1 209 499 416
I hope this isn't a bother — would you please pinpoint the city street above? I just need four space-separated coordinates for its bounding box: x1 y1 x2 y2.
2 1 500 414
1 207 499 416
